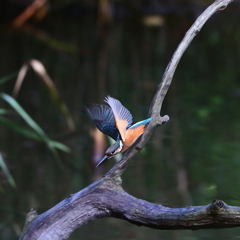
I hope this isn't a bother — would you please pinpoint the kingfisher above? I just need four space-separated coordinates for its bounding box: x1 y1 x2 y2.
86 96 151 167
86 96 152 167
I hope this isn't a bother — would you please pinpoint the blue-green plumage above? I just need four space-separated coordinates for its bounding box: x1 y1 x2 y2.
85 104 120 141
130 118 151 129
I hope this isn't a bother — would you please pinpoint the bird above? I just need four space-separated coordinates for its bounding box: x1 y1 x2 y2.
86 96 152 167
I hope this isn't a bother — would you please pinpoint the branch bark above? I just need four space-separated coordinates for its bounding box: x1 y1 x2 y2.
20 177 240 240
19 0 236 239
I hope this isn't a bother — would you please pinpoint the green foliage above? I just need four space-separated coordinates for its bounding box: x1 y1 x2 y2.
0 72 18 85
0 115 70 153
0 67 74 188
0 93 70 155
0 153 16 189
13 59 75 131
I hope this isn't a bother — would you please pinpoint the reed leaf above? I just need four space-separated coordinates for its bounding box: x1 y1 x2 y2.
0 116 70 153
0 153 16 188
0 72 18 85
0 93 70 166
12 59 75 131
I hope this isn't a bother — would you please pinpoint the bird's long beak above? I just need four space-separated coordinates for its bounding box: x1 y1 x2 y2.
96 155 109 168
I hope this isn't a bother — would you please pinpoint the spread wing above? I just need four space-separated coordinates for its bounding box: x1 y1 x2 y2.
104 96 132 141
85 104 120 141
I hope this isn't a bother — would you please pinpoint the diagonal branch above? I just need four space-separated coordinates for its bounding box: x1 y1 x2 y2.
106 0 234 179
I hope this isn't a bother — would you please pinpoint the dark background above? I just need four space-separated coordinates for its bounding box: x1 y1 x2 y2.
1 0 240 239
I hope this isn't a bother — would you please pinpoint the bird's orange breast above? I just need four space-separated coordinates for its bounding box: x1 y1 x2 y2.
121 125 145 152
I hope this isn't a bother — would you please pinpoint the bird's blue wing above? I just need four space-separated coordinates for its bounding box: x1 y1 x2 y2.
85 104 120 140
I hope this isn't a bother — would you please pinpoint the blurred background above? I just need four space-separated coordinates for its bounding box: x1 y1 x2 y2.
1 0 240 239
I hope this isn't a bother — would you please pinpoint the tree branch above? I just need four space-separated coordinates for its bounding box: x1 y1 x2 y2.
19 0 236 239
20 177 240 240
106 0 234 179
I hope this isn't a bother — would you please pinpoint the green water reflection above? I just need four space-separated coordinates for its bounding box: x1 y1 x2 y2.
1 1 240 239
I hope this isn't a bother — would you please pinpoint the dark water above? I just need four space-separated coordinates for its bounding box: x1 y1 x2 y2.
1 1 240 239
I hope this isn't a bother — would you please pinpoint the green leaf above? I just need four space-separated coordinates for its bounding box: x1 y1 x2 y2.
0 93 47 138
0 72 18 85
13 60 75 131
0 93 70 166
0 109 8 114
0 153 16 188
48 141 70 153
0 116 70 153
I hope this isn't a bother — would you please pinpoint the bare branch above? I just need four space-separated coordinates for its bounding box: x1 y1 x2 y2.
20 178 240 240
106 0 234 179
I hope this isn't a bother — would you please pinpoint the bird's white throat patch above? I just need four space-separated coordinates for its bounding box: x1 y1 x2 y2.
119 140 124 151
